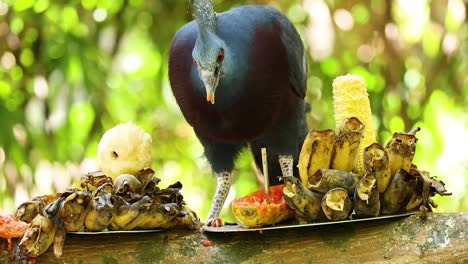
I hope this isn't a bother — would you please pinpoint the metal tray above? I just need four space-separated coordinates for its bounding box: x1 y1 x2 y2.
203 212 416 233
67 229 164 235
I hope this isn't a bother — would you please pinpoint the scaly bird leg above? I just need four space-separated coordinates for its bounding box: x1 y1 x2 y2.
279 155 294 177
206 171 231 226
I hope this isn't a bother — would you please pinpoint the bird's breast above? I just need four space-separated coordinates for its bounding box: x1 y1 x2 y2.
169 9 304 144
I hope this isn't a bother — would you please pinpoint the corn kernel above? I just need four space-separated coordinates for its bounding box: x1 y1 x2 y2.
332 74 376 174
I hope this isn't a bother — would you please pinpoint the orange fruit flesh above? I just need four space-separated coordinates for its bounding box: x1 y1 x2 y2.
232 185 292 227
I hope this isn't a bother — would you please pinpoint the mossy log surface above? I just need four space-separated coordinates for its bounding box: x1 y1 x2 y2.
1 212 466 263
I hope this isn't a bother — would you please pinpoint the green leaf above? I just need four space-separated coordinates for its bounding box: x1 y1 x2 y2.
66 55 83 84
10 16 24 34
20 49 35 67
34 0 49 13
320 58 340 77
0 80 11 98
351 4 369 25
13 0 35 12
68 101 96 145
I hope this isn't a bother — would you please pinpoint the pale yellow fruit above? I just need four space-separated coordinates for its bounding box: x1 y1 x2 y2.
97 122 152 179
332 74 376 175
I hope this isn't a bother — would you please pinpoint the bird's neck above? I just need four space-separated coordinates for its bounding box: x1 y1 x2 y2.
192 0 216 40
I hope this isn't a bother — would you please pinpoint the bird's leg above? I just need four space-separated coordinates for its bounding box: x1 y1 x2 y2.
279 155 294 177
206 171 231 227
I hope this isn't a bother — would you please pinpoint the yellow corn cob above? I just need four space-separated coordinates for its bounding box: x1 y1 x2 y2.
332 74 376 175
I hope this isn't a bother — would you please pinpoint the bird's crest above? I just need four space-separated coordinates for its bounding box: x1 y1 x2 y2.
191 0 216 39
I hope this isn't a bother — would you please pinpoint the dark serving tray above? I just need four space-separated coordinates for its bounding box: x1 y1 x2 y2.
203 212 416 233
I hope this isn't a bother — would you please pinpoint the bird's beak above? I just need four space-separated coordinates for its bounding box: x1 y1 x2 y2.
199 68 219 104
206 91 215 104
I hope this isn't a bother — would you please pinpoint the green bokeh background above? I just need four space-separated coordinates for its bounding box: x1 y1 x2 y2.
0 0 466 223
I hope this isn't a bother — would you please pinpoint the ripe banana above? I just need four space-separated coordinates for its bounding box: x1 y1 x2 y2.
354 174 380 217
282 176 325 221
381 169 418 215
60 191 92 232
321 188 353 221
332 74 377 175
297 129 335 186
129 202 180 230
76 171 113 193
19 214 58 257
15 193 61 223
110 196 151 230
309 169 361 194
385 128 419 177
330 117 364 172
84 192 114 231
159 205 200 230
363 143 392 193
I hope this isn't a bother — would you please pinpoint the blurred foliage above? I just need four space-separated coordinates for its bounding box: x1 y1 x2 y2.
0 0 466 223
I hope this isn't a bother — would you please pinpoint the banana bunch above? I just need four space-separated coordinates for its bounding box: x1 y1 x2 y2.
285 139 451 223
77 169 199 231
298 117 364 188
287 74 451 224
15 168 200 259
14 122 200 259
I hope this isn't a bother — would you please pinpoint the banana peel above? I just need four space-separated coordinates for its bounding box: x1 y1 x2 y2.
76 171 113 193
60 191 91 232
283 176 325 221
84 192 114 231
18 214 58 257
354 174 380 217
15 193 61 223
385 128 419 177
130 202 180 230
134 168 156 194
381 169 418 215
363 143 392 193
309 169 361 194
321 188 353 221
114 174 143 200
159 205 200 230
330 117 364 172
109 196 150 230
297 129 335 186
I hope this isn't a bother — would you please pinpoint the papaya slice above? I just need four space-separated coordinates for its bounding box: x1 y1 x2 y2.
231 185 293 228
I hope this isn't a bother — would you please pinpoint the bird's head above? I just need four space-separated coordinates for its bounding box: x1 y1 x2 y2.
192 34 226 104
191 0 226 105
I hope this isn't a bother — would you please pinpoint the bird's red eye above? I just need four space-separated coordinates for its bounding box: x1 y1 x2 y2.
217 50 224 63
193 59 197 66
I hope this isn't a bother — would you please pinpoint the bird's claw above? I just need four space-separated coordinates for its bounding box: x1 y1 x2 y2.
205 217 223 227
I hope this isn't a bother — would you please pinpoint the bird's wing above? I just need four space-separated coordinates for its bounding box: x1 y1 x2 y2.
276 12 308 99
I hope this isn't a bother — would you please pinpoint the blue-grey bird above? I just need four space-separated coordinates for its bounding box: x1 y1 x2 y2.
168 0 308 225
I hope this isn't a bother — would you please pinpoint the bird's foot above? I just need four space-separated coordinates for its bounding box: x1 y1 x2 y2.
206 217 223 227
279 155 294 177
205 171 231 227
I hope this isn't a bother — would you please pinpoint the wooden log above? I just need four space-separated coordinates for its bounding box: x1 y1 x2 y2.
1 212 467 263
